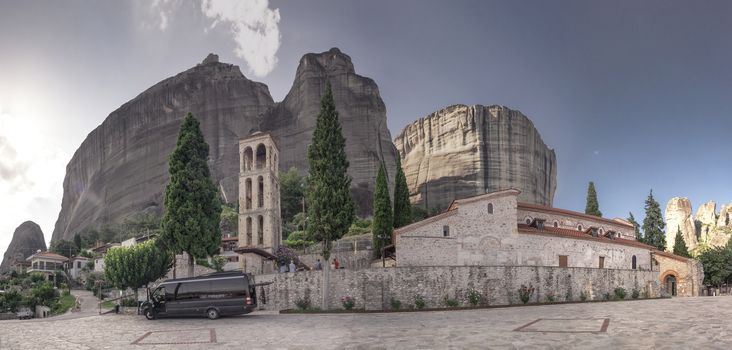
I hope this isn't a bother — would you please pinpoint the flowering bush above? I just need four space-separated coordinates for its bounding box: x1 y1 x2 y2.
518 284 535 304
275 246 298 267
341 296 355 310
466 288 483 306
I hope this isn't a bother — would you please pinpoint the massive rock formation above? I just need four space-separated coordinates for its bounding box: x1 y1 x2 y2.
664 197 697 252
1 221 47 273
664 198 732 254
261 48 397 216
393 104 556 211
52 49 398 241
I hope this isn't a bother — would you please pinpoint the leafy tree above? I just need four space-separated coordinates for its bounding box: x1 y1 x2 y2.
306 81 354 259
281 167 306 227
698 244 732 287
104 240 171 302
584 181 602 217
219 204 238 235
73 233 83 250
372 161 393 258
393 156 412 228
28 281 57 309
642 190 666 251
160 113 222 277
1 289 23 312
50 240 78 259
673 228 691 257
627 212 642 242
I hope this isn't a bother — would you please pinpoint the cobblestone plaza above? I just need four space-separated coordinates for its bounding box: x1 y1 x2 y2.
1 294 731 349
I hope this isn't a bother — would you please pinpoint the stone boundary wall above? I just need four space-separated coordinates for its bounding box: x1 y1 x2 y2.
257 265 659 311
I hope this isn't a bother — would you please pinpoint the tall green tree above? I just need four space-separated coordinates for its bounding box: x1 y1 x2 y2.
160 113 222 277
306 81 354 309
672 228 691 257
306 81 355 258
280 167 306 231
698 244 732 287
372 161 393 259
392 156 412 228
627 212 642 242
104 239 171 302
584 181 602 217
642 190 666 251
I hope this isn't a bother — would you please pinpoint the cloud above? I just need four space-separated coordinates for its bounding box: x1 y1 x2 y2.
200 0 281 77
0 106 69 258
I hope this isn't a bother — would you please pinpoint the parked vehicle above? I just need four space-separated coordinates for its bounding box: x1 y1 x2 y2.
140 271 256 320
16 309 33 320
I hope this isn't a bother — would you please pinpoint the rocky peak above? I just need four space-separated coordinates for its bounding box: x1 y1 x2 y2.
664 197 696 252
202 53 219 65
296 47 355 78
1 221 47 273
695 201 717 226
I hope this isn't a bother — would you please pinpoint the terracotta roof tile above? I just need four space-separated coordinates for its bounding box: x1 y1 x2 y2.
517 224 657 250
518 202 635 228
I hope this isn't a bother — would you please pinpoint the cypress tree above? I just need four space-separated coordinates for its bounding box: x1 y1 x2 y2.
372 161 393 259
585 181 602 217
642 190 666 251
392 156 412 228
627 212 642 242
160 113 222 277
673 228 691 257
307 81 354 309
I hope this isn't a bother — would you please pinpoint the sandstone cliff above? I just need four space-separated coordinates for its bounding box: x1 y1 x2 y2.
664 198 732 254
261 48 397 216
393 104 556 211
1 221 47 273
52 49 398 241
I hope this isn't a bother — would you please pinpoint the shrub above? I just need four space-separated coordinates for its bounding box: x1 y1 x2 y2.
390 297 402 310
614 287 627 300
341 296 355 310
545 290 556 303
580 291 587 302
518 284 535 304
295 295 311 310
466 289 482 306
443 296 459 308
632 289 640 299
603 292 610 301
414 295 426 309
121 298 138 307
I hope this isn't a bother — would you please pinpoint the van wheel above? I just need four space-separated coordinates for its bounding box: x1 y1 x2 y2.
206 308 220 320
144 308 156 320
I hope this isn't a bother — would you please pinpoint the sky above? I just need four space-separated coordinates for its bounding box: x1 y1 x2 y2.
1 0 731 258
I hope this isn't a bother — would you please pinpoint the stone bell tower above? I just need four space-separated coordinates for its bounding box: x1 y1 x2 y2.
236 132 281 275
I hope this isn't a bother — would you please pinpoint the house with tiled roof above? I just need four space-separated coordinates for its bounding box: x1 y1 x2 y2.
395 189 703 297
26 250 68 283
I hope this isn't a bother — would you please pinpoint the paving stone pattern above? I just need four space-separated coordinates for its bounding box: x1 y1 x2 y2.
1 297 731 349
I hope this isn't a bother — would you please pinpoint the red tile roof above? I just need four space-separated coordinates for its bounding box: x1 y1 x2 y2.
26 251 68 261
518 202 635 228
517 224 657 250
652 249 690 262
221 236 239 242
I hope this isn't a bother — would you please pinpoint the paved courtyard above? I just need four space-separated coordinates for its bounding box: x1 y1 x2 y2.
1 296 731 349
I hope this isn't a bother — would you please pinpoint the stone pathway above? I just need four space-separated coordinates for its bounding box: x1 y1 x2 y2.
1 296 731 349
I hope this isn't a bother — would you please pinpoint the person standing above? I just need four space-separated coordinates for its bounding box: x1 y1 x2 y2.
333 257 340 270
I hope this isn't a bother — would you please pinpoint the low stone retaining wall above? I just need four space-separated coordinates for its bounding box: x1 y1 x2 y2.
257 266 659 311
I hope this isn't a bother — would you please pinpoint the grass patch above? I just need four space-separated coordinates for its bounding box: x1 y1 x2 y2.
52 294 76 315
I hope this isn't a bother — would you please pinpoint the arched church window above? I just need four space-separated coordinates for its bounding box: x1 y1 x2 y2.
258 215 264 245
577 225 583 231
524 216 533 225
487 203 493 214
256 144 266 169
632 255 637 270
442 225 450 237
553 221 558 228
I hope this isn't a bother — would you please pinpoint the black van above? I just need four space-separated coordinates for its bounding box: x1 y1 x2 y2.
141 272 256 320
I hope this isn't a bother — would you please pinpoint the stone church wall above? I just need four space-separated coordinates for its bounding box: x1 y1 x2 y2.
654 254 703 297
256 265 659 311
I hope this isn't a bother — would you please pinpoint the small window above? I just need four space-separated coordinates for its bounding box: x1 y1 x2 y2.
577 225 583 231
553 221 558 228
559 255 568 267
632 255 637 270
487 203 493 214
599 228 604 235
442 225 450 237
599 256 605 269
